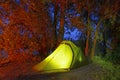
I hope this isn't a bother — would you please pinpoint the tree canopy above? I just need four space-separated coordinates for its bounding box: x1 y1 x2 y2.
0 0 120 63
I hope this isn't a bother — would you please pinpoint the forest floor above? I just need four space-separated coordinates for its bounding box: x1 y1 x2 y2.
0 60 117 80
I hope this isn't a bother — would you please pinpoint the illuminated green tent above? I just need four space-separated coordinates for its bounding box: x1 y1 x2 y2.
33 41 86 73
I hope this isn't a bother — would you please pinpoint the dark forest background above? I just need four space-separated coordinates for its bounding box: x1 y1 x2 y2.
0 0 120 64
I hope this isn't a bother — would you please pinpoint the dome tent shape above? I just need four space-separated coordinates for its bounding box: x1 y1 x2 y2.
33 41 86 73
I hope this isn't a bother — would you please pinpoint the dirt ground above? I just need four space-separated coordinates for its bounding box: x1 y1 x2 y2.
0 61 109 80
17 64 108 80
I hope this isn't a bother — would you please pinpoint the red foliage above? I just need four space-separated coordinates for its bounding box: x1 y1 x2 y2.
0 1 53 62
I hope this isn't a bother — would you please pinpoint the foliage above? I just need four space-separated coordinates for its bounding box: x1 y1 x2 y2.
92 56 120 80
0 0 53 62
92 56 114 70
0 0 120 64
105 44 120 64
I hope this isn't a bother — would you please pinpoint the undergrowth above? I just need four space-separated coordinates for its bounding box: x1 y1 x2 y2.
92 56 120 80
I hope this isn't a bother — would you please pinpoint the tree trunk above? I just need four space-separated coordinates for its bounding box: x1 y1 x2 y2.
102 31 107 56
53 4 58 49
58 8 65 44
91 30 98 57
85 15 91 57
90 20 102 58
85 30 90 56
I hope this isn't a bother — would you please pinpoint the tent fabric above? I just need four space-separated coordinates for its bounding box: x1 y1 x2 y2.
33 41 86 73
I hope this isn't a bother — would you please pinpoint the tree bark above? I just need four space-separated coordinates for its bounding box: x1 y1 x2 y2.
53 4 58 48
102 30 107 56
58 8 65 44
91 30 98 57
84 15 91 57
90 19 102 58
85 30 90 56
